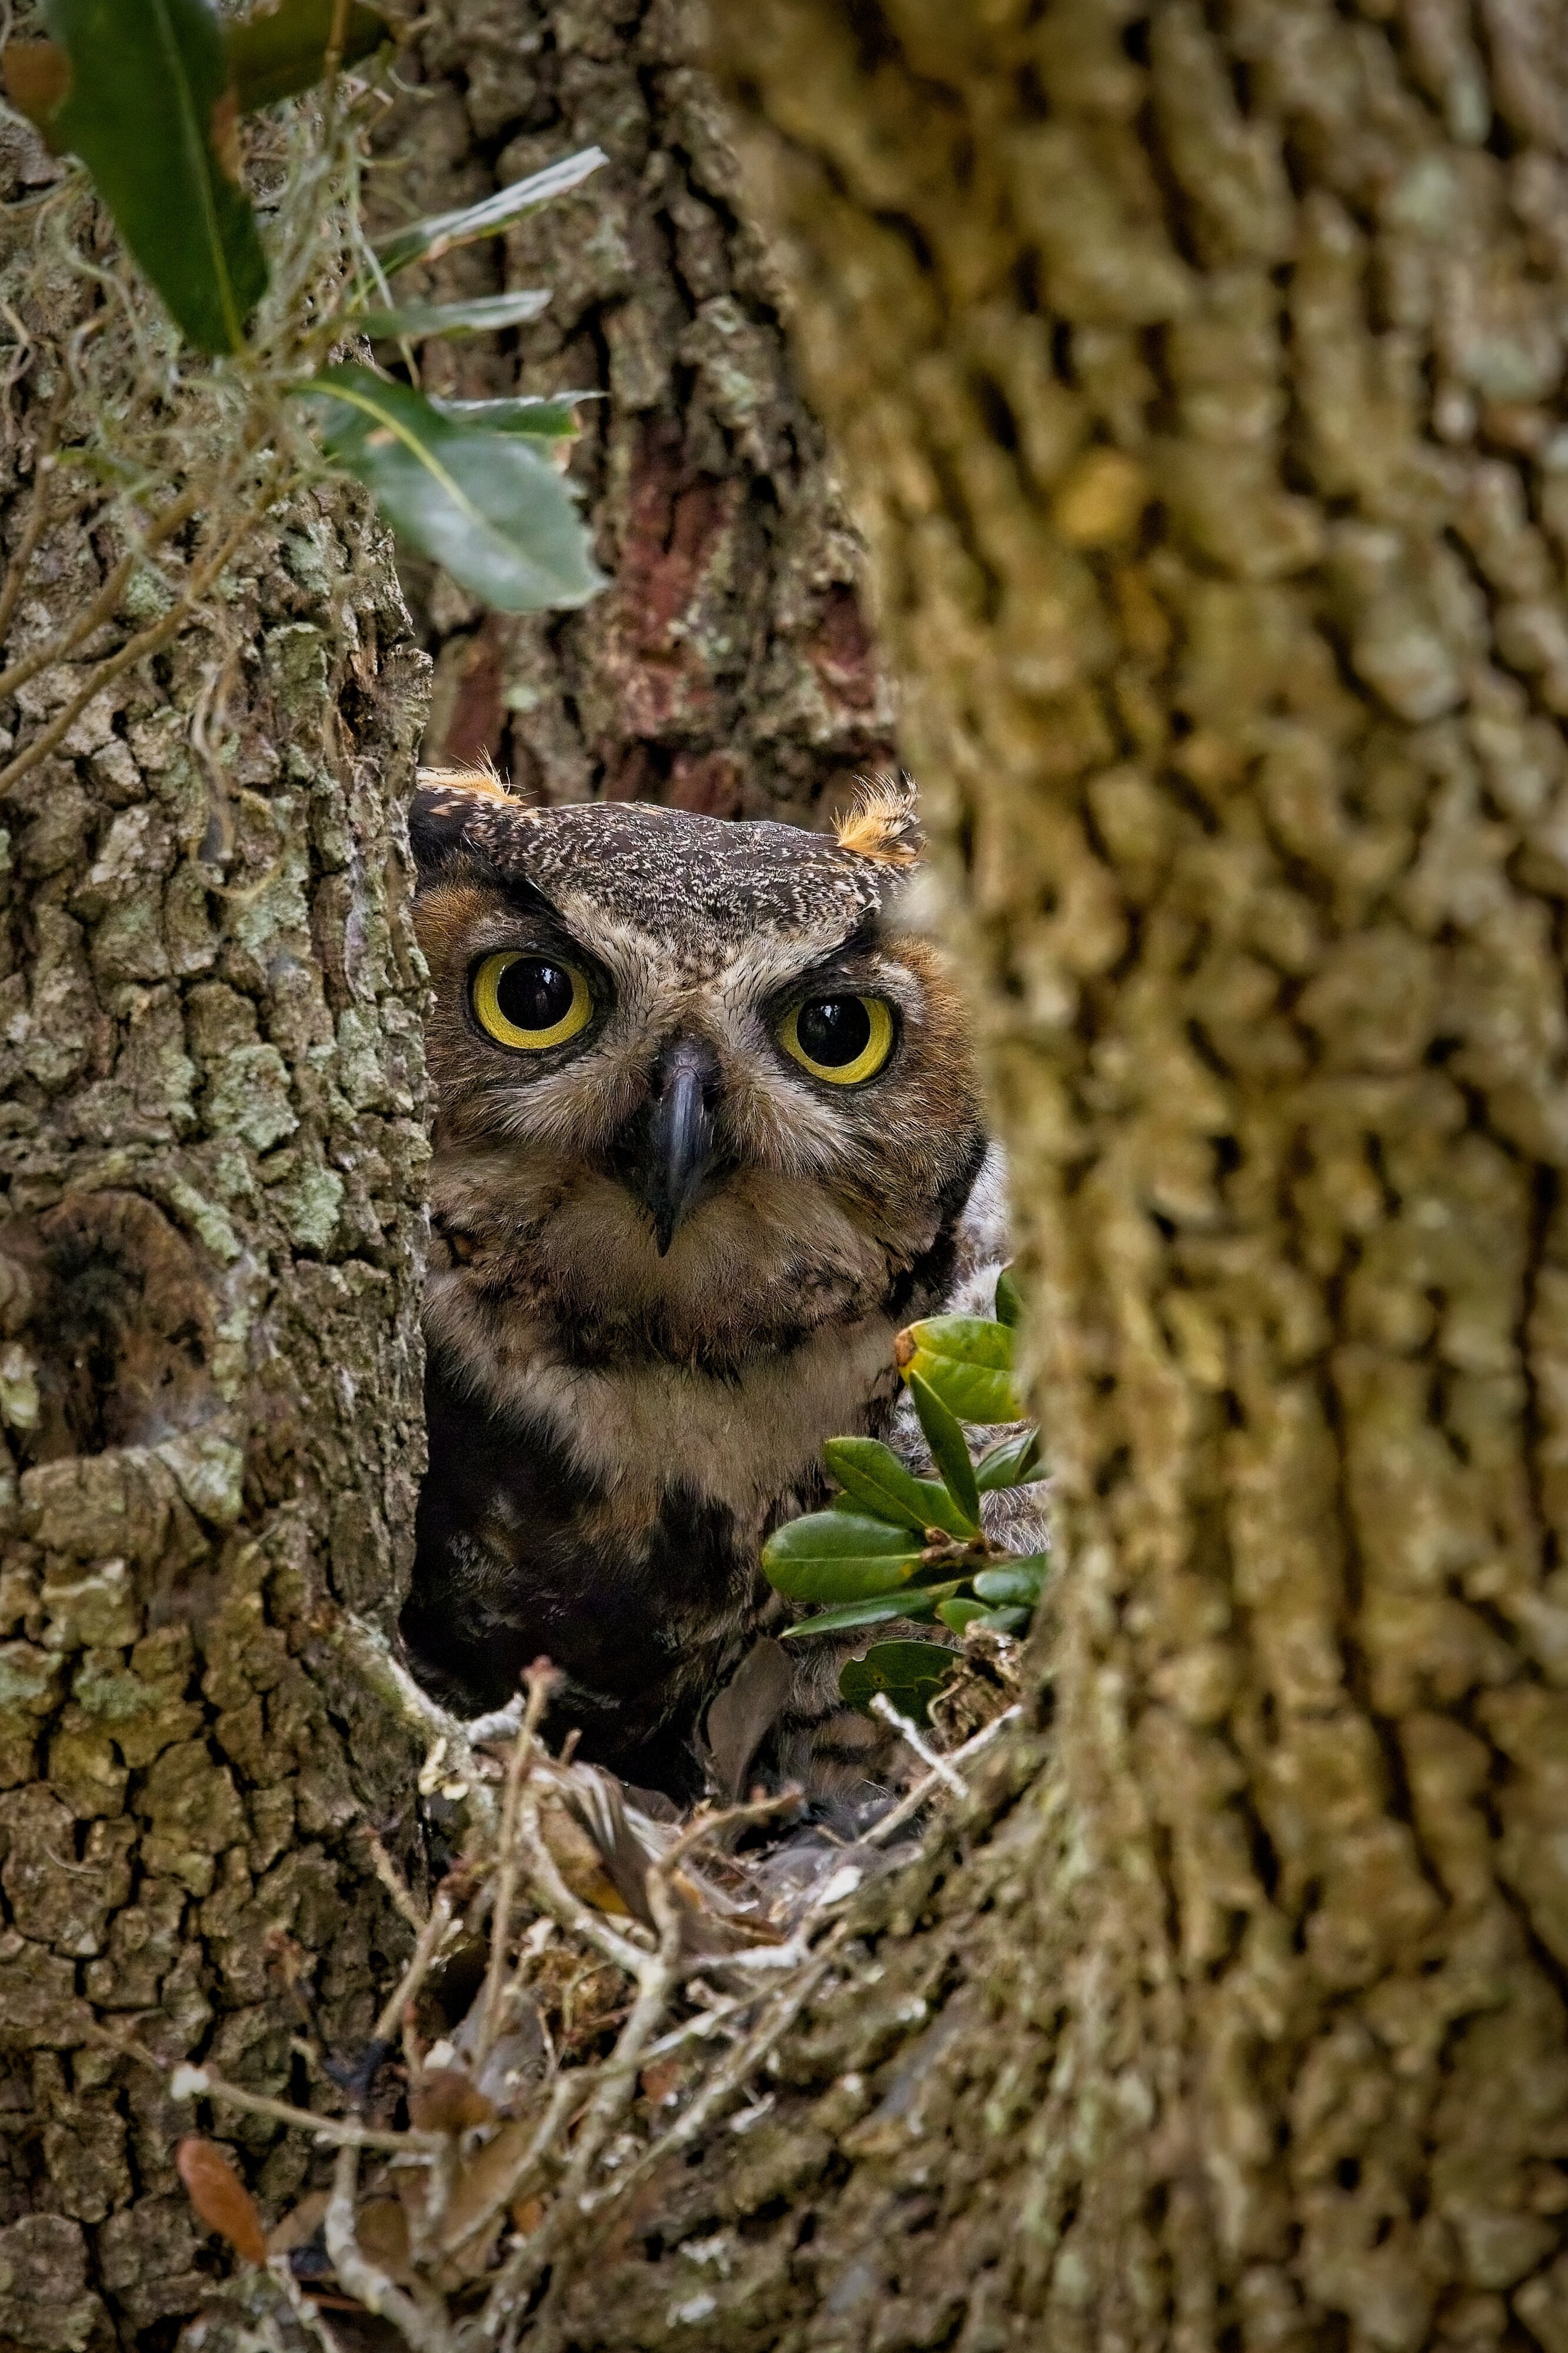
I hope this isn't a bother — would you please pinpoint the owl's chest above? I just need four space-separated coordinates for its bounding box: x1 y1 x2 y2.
406 1317 903 1765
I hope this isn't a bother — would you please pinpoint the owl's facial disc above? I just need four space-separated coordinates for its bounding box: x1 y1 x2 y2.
618 1034 724 1255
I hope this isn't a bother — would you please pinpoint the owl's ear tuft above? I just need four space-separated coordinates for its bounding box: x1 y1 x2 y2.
411 762 517 877
834 772 922 867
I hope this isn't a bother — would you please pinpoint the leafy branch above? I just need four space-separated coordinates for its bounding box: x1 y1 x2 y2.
0 0 606 799
762 1271 1049 1725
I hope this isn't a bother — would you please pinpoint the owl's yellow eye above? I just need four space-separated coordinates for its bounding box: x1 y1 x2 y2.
472 951 592 1051
779 994 895 1085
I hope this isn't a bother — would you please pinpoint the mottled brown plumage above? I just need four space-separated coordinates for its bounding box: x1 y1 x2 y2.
405 779 999 1802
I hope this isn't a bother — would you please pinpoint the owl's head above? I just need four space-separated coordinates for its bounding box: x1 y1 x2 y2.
411 774 986 1371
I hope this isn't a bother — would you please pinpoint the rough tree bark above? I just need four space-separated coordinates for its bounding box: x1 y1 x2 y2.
0 121 433 2345
373 0 894 821
518 2 1568 2348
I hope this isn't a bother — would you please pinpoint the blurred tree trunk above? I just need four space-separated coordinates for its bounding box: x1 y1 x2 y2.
539 2 1568 2348
0 120 432 2345
372 0 893 822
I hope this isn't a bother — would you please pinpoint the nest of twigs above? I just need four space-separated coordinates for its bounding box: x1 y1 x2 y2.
152 1643 1023 2353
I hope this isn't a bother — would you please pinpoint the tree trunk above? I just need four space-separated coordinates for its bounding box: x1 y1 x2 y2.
0 130 432 2343
373 0 893 823
527 3 1568 2347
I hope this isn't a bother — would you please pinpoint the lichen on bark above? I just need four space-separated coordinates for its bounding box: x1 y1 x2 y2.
0 106 433 2344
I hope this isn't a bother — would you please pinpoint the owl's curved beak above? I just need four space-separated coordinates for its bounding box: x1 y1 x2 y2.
630 1036 723 1255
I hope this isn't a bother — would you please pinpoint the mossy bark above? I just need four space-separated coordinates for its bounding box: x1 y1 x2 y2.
525 3 1568 2347
372 0 893 824
0 125 432 2344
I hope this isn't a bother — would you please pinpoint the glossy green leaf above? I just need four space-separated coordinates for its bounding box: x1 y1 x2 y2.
839 1640 957 1728
760 1511 923 1605
430 393 600 439
901 1312 1020 1425
936 1597 988 1635
975 1426 1045 1493
226 0 389 111
972 1555 1048 1607
373 145 607 276
780 1587 958 1641
297 365 605 614
908 1372 981 1532
38 0 268 354
975 1606 1029 1634
822 1437 973 1540
995 1267 1023 1328
353 289 552 341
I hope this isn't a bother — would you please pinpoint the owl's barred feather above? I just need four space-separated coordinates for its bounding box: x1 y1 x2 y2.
405 781 1023 1805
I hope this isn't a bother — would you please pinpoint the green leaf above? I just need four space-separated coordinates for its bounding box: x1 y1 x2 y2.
972 1555 1048 1607
37 0 268 355
822 1437 973 1541
936 1597 989 1635
908 1372 981 1532
780 1587 958 1640
975 1427 1045 1493
353 289 553 341
430 393 600 439
296 365 605 615
373 145 608 277
995 1267 1023 1328
976 1606 1029 1634
899 1312 1020 1424
760 1511 923 1605
839 1640 957 1728
226 0 390 111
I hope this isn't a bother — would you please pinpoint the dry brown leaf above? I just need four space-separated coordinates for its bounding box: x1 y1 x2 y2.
176 2137 268 2267
639 2057 686 2106
438 2119 536 2266
510 2194 547 2234
408 2067 496 2133
355 2197 416 2284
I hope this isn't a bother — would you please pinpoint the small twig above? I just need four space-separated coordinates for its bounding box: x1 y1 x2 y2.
153 2055 447 2155
515 1783 653 1979
362 1822 429 1934
475 1663 556 2072
372 1884 455 2048
865 1705 1022 1845
268 2253 346 2353
325 2142 451 2353
871 1692 967 1796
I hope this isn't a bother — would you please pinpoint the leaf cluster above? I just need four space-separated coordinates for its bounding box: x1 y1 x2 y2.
761 1272 1047 1726
1 0 606 614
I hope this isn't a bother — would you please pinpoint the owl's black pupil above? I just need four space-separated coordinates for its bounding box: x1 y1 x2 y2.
798 996 871 1067
498 958 575 1032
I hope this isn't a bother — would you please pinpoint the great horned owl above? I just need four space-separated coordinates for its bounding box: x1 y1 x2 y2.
405 771 1009 1802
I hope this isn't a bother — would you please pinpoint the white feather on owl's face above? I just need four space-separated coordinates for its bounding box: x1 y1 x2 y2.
411 786 986 1394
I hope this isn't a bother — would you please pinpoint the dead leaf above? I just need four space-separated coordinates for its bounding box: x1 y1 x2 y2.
704 1638 792 1804
510 2194 546 2234
208 86 241 183
355 2197 415 2284
408 2067 495 2133
639 2057 686 2106
176 2137 267 2267
1 39 70 131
